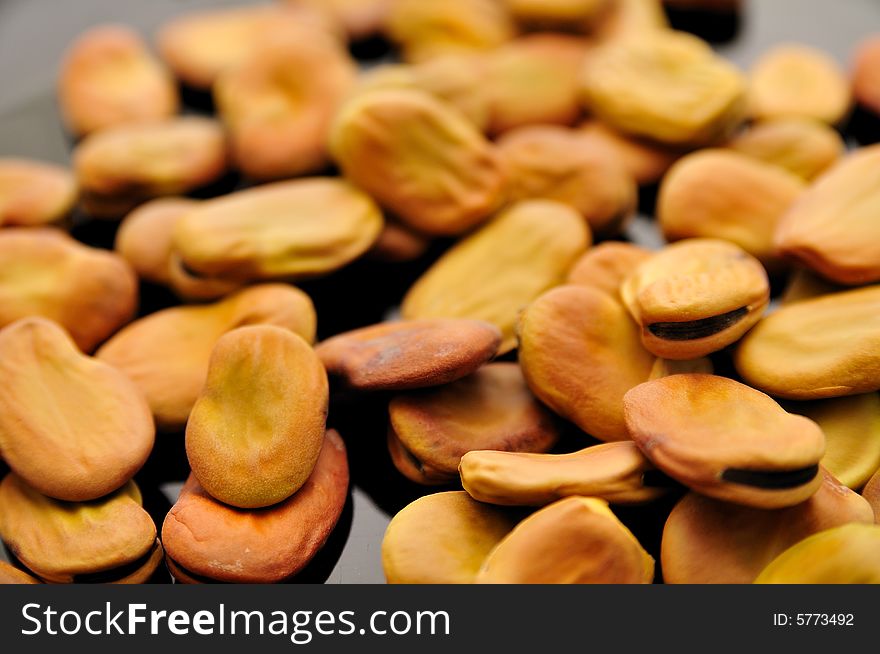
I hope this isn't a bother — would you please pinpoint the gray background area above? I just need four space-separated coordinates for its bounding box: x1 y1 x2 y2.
0 0 878 583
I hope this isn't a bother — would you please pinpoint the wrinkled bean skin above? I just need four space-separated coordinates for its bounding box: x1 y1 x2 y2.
460 441 667 506
0 159 77 227
163 431 349 584
215 31 357 181
725 118 844 182
582 30 746 146
0 475 159 584
784 394 880 490
330 89 507 236
519 285 655 442
388 363 559 485
115 198 242 301
624 374 826 509
775 145 880 285
386 0 515 63
157 4 340 90
354 56 491 133
74 117 228 219
0 228 138 352
96 284 316 430
755 523 880 584
748 44 851 125
171 179 383 283
736 285 880 400
485 35 592 136
475 497 655 584
662 470 873 584
403 200 590 353
58 24 178 138
186 326 328 509
621 238 770 359
0 318 154 503
497 125 636 237
578 120 682 185
316 319 501 391
382 491 517 584
658 150 805 270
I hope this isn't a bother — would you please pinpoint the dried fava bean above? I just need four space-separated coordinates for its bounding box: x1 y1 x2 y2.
382 491 517 584
779 268 843 306
775 145 880 285
115 198 241 301
755 524 880 584
163 431 349 584
853 36 880 116
485 35 592 136
187 326 328 509
863 470 880 522
620 239 770 359
394 56 490 131
496 125 636 237
386 0 515 64
460 441 669 507
58 25 178 138
97 284 316 430
289 0 393 40
624 374 825 508
74 117 228 219
156 4 340 90
215 31 356 181
0 475 161 584
330 89 506 236
725 118 845 182
355 56 491 132
0 318 154 502
582 30 746 146
476 497 655 584
116 198 196 283
316 319 501 391
578 120 681 185
658 150 805 270
661 471 873 584
501 0 612 31
367 220 431 263
518 285 655 442
749 44 851 125
0 562 39 584
402 201 590 353
0 159 77 227
0 228 137 352
566 242 652 299
172 179 382 283
784 395 880 490
735 286 880 400
388 363 559 485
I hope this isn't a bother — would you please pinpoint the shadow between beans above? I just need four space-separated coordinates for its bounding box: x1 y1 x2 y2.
328 390 460 518
665 7 742 44
845 105 880 146
288 492 354 584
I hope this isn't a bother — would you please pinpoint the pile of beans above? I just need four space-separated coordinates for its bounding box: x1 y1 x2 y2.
1 0 879 585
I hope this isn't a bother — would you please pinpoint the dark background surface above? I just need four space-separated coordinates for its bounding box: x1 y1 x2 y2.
0 0 879 584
